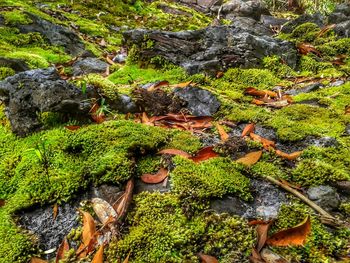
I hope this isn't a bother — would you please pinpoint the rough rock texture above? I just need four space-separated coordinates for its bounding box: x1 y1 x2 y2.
307 185 340 211
124 25 297 75
17 13 85 56
216 0 271 21
260 15 288 27
231 16 274 36
0 57 29 73
174 86 220 116
0 68 91 136
72 57 109 76
281 12 325 33
329 3 350 38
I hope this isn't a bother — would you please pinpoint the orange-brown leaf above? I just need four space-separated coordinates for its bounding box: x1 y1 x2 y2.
216 71 224 79
53 203 58 220
256 221 273 252
215 123 229 142
64 125 81 131
114 178 134 221
245 87 277 98
0 199 5 208
30 258 48 263
91 244 104 263
141 168 169 184
249 133 275 150
275 150 303 160
236 151 263 166
297 43 321 57
122 251 131 263
267 216 311 246
198 253 219 263
171 81 192 88
190 146 219 163
148 80 169 91
56 238 69 263
317 24 336 38
252 99 265 105
158 149 191 158
241 123 255 137
77 210 96 256
106 56 115 65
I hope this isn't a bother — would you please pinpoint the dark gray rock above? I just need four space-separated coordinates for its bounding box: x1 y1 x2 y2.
0 68 92 136
330 80 345 87
211 179 287 220
72 57 109 76
0 57 29 73
123 25 297 75
307 185 340 210
230 16 274 36
17 13 85 56
211 0 270 21
174 86 220 116
285 83 323 95
135 178 170 193
115 94 137 113
329 3 350 24
334 20 350 38
281 12 325 34
260 15 288 27
276 136 339 153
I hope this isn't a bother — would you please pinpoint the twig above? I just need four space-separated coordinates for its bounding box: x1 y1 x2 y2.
265 176 341 227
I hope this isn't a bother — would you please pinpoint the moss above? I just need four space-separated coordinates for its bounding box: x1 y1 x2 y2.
290 22 320 43
171 157 252 202
165 130 202 154
263 55 296 78
317 38 350 57
1 10 32 26
136 155 161 176
266 104 345 141
339 202 350 216
271 202 350 262
83 74 119 101
0 67 15 80
107 192 255 263
298 54 339 77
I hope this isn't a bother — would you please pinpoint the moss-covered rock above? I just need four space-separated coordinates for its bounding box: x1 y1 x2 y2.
0 66 15 80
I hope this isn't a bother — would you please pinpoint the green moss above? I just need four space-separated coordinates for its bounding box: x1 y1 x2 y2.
339 202 350 216
263 55 296 78
0 67 15 80
165 130 202 154
171 157 252 201
1 10 32 26
107 192 255 263
83 74 119 101
317 38 350 57
271 202 350 262
290 22 320 43
298 54 340 77
266 104 345 141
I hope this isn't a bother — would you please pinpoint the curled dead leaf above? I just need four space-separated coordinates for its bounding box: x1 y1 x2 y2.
275 150 302 160
91 198 118 225
158 149 191 158
249 133 275 150
113 178 134 221
64 125 81 131
245 87 277 98
141 168 169 184
236 151 263 166
171 80 192 88
147 80 170 92
241 123 255 137
92 244 104 263
190 146 219 163
198 253 219 263
267 216 311 246
56 238 69 263
215 123 229 142
297 43 321 57
77 210 96 257
30 258 48 263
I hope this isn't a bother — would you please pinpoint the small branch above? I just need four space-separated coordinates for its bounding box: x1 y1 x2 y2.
265 176 341 227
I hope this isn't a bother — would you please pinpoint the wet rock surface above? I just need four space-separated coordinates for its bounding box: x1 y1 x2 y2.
174 86 220 116
123 25 297 74
211 178 288 220
18 185 122 259
281 12 325 33
0 68 92 136
329 3 350 37
72 57 109 76
307 185 340 211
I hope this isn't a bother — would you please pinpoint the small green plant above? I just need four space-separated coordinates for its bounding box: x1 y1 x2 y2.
28 140 52 184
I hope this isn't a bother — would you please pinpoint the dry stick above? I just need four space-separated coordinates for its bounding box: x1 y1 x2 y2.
265 176 340 226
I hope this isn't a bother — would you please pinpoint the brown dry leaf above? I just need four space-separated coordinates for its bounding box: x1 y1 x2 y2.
236 150 263 166
141 112 154 126
249 248 265 263
91 198 118 225
190 146 219 163
255 221 273 252
265 99 289 108
53 203 58 220
249 133 275 150
148 80 170 92
331 55 347 66
0 199 5 207
198 253 219 263
317 24 336 38
275 150 303 160
90 103 105 124
55 238 69 263
106 56 115 65
64 125 81 131
171 80 192 88
141 168 169 184
122 251 131 263
92 244 104 263
216 71 224 79
297 43 321 57
158 149 191 158
241 123 255 137
345 105 350 115
252 99 265 105
215 123 229 142
113 178 134 221
245 87 277 98
267 216 311 246
77 210 96 257
30 258 48 263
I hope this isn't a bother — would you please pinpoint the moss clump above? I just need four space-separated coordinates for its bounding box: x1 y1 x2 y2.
290 22 320 43
165 130 202 154
171 157 252 201
136 155 161 176
107 192 255 263
298 54 341 77
263 55 296 78
1 10 32 26
271 203 350 262
339 202 350 216
266 104 345 141
0 67 15 80
317 38 350 57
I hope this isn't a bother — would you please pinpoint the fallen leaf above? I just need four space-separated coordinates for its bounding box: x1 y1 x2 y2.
266 216 311 246
261 248 288 263
53 203 58 220
56 238 69 263
64 125 81 131
215 123 229 142
90 103 105 124
265 99 290 108
275 150 302 160
249 133 275 150
236 151 263 166
148 80 169 92
0 199 5 207
198 253 219 263
141 168 169 184
77 211 96 257
91 198 118 225
245 87 277 98
279 178 302 190
216 71 224 78
91 244 104 263
106 56 115 65
122 251 131 263
241 123 255 137
297 43 321 57
30 258 48 263
190 146 219 163
158 149 191 158
171 80 192 88
141 112 154 126
251 99 266 105
317 24 336 38
255 221 272 252
249 248 265 263
113 178 134 221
